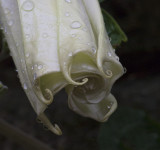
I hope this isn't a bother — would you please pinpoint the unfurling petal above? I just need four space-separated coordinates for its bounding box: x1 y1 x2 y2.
0 0 124 135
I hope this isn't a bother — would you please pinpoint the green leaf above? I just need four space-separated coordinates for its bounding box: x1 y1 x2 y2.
98 107 160 150
102 9 128 47
0 81 8 94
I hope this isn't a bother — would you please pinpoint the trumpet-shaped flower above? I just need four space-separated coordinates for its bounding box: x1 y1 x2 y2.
0 0 124 135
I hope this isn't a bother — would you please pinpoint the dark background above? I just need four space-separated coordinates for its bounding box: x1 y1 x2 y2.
0 0 160 150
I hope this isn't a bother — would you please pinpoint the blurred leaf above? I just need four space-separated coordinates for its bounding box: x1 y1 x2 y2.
0 29 10 62
0 81 8 94
102 9 128 47
99 0 105 3
98 107 160 150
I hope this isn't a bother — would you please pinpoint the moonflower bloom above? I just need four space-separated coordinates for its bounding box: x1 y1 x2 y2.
0 0 124 135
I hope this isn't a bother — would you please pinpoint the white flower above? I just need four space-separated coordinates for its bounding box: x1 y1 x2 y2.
0 0 124 135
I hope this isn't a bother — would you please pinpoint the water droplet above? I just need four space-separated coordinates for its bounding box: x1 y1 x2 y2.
25 53 30 58
43 124 49 130
22 0 34 11
65 0 71 3
115 56 119 61
7 20 13 26
42 33 48 38
33 73 37 80
4 8 10 14
31 66 34 70
23 83 27 90
0 26 4 30
4 27 7 33
68 52 72 57
36 118 42 123
65 12 70 17
82 27 87 32
92 47 96 54
110 102 113 105
25 34 30 39
108 52 112 57
38 65 43 70
124 67 127 74
70 21 81 29
107 105 111 109
71 34 76 37
16 43 19 47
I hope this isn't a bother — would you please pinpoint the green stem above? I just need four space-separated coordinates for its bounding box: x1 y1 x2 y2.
0 119 55 150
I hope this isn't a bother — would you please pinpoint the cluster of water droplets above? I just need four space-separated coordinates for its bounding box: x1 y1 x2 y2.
64 0 97 56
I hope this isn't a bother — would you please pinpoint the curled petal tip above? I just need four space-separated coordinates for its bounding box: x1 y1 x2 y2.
40 89 53 105
65 73 88 86
37 113 62 135
105 70 113 77
53 124 62 135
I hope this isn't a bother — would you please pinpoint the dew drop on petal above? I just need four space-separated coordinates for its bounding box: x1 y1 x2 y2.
7 20 13 26
38 65 43 70
68 52 72 57
33 73 37 80
92 47 96 54
107 105 111 109
35 64 38 68
65 0 71 3
4 8 10 14
25 53 30 58
70 21 81 29
42 33 48 38
22 0 34 12
65 12 70 17
71 34 76 37
124 67 127 74
23 83 27 90
82 27 87 32
25 34 30 39
16 43 19 47
108 52 112 57
115 56 119 61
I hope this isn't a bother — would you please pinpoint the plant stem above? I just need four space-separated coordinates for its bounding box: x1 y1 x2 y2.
0 119 55 150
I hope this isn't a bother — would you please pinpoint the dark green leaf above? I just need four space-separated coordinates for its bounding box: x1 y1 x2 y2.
98 107 160 150
102 9 128 47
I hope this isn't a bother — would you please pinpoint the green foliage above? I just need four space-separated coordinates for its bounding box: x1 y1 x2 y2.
0 81 8 95
98 107 160 150
102 9 128 47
